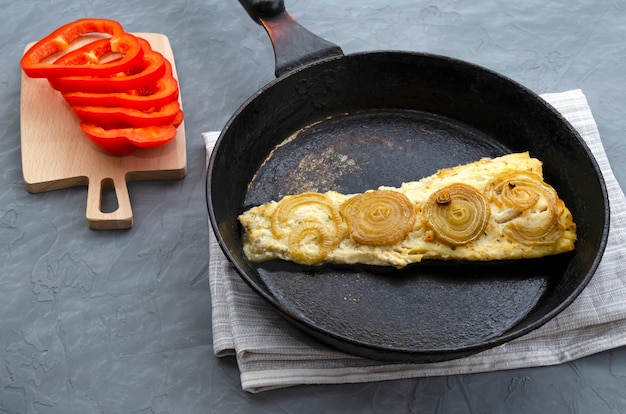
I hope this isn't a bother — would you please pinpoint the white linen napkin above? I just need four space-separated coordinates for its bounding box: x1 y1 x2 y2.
203 89 626 393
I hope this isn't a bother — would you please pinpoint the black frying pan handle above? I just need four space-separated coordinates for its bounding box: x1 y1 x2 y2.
238 0 344 77
238 0 285 22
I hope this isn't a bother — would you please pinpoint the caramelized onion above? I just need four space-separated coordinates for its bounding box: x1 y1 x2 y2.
271 192 344 238
487 172 542 211
287 221 336 265
487 172 564 245
271 192 345 264
340 190 415 246
423 183 489 246
505 211 564 245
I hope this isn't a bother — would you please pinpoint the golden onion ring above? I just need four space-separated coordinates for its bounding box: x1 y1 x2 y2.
504 210 564 245
271 192 345 264
487 172 564 245
423 183 489 246
287 221 336 265
487 171 543 211
340 190 415 246
271 192 344 239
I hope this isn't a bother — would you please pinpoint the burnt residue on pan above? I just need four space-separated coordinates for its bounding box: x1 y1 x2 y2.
244 109 510 206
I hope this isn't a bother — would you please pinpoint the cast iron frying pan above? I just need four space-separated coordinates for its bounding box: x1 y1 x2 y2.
206 0 609 362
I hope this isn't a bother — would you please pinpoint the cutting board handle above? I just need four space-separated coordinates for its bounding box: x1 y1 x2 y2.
86 174 133 230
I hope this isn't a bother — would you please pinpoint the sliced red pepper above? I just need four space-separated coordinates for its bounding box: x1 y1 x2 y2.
49 37 167 93
80 123 178 155
64 75 178 109
63 75 178 109
21 19 143 78
71 100 181 128
22 19 184 157
171 110 185 128
51 36 121 66
61 61 177 109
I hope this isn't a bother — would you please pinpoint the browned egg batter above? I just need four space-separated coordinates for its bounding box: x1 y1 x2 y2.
238 152 577 268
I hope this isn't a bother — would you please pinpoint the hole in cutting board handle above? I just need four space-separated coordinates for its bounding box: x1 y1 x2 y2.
86 175 133 229
100 178 120 213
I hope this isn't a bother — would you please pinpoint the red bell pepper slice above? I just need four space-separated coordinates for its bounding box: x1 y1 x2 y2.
171 110 185 128
21 19 143 78
80 123 178 155
49 37 167 93
71 100 182 128
63 75 179 109
61 58 177 109
51 36 122 66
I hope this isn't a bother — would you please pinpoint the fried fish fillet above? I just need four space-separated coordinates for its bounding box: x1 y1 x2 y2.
238 152 576 268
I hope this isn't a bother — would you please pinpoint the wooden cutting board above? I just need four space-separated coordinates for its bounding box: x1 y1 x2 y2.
20 33 186 230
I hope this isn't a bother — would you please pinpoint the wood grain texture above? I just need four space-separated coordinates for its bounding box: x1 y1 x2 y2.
20 33 186 230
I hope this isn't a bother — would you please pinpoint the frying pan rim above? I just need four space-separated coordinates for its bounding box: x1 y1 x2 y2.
206 49 610 360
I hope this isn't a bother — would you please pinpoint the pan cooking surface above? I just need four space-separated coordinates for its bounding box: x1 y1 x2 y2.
257 261 553 350
243 109 563 353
